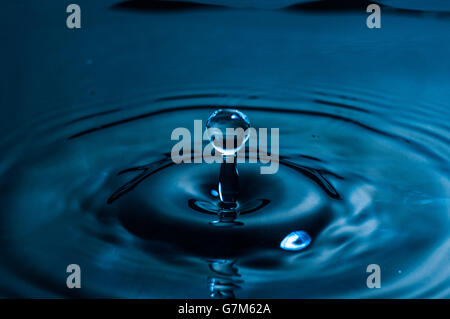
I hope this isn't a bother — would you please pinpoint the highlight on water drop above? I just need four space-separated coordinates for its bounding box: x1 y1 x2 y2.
280 231 312 251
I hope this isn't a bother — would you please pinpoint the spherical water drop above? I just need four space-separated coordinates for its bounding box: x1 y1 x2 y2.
280 231 312 251
206 109 250 156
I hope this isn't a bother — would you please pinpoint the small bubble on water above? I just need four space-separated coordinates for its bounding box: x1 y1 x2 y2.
280 230 312 251
210 189 219 197
206 109 250 156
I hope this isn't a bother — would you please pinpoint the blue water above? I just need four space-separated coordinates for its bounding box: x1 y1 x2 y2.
0 0 449 298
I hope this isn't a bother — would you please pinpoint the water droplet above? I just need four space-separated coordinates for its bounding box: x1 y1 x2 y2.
206 109 250 156
280 231 312 251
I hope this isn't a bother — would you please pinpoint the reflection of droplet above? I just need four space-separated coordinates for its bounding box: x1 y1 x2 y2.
280 231 311 251
208 259 242 299
206 109 250 156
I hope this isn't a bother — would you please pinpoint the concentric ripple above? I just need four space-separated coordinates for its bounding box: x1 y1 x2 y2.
0 84 448 298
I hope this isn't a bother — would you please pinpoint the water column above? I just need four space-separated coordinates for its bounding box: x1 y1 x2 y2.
206 109 250 226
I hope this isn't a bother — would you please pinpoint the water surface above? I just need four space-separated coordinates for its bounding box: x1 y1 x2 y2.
0 0 449 298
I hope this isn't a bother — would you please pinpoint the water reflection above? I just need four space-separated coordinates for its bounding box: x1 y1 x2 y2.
280 231 312 251
208 259 242 299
